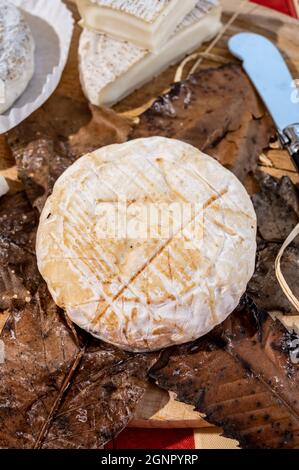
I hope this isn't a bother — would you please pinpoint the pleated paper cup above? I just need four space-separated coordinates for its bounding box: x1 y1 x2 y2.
0 0 74 134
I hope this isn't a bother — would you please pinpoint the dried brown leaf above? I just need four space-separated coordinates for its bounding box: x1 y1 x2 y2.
132 64 274 182
0 192 156 449
0 192 39 311
248 244 299 314
253 172 299 244
150 298 299 449
7 97 132 212
247 173 299 313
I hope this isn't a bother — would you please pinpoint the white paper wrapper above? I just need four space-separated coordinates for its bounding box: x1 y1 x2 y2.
0 0 74 134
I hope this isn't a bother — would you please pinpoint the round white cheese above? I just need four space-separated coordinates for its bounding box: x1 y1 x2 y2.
0 0 35 114
36 137 257 352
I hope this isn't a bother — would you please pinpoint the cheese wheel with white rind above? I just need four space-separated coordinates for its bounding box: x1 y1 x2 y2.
0 0 35 114
36 137 257 352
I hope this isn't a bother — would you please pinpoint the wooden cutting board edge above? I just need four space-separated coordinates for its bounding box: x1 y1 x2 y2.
1 0 299 429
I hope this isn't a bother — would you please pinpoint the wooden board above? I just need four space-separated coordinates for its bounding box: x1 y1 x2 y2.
0 0 299 429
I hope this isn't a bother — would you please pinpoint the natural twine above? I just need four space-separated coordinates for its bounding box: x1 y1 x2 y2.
275 224 299 313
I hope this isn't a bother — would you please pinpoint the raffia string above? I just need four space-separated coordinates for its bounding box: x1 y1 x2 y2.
174 53 202 83
275 224 299 313
174 52 232 83
119 99 157 122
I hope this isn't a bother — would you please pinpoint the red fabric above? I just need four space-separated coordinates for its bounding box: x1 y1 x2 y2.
252 0 298 17
108 429 195 450
108 0 297 450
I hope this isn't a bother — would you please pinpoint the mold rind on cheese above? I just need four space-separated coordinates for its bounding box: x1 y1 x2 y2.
36 137 257 352
77 0 218 51
0 0 35 114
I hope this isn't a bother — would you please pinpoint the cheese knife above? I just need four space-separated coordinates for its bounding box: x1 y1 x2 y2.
228 32 299 172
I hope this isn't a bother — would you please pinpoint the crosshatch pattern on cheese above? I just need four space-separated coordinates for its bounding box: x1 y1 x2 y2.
36 137 257 352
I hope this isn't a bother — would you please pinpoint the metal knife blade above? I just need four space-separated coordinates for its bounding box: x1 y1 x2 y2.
228 32 299 171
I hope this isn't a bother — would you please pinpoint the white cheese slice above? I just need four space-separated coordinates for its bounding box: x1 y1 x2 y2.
36 137 257 352
0 176 9 198
78 1 222 107
77 0 199 51
0 0 35 115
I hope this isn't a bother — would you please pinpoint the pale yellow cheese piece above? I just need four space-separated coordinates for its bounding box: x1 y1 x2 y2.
36 137 257 352
91 0 175 22
77 0 200 51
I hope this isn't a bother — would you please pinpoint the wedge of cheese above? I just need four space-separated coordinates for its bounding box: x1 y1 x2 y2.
77 0 198 51
79 0 222 107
